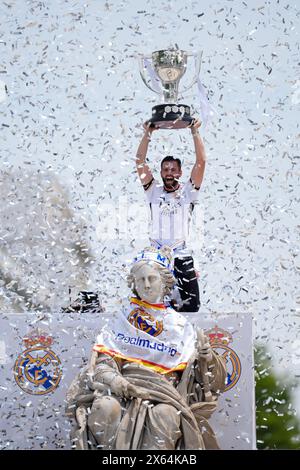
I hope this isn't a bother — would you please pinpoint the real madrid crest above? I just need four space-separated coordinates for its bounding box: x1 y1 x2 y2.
128 307 164 337
14 329 62 395
205 325 242 392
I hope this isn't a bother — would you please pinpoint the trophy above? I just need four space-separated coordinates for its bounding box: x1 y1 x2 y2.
138 48 202 129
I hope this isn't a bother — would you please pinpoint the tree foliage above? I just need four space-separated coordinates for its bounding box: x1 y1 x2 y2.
255 345 300 449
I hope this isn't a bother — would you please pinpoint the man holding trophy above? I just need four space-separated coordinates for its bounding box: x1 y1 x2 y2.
135 48 208 313
135 119 205 313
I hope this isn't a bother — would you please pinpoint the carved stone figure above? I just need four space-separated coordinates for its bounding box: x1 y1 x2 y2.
66 247 226 450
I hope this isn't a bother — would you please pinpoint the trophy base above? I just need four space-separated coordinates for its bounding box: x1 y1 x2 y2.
149 104 194 129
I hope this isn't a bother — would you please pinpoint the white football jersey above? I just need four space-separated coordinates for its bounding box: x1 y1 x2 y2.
144 178 200 256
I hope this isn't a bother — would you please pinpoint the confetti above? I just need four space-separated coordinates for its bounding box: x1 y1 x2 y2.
0 0 299 451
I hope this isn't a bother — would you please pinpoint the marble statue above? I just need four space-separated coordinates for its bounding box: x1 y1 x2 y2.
66 246 226 450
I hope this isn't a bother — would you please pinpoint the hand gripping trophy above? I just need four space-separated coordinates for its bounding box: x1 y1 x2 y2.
138 47 202 129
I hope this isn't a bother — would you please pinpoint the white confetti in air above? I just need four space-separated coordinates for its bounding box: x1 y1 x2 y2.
0 0 299 451
0 80 6 103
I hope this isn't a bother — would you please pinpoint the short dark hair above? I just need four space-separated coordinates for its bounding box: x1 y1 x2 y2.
160 155 182 169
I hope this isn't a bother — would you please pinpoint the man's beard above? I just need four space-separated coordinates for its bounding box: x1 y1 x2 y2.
163 177 179 190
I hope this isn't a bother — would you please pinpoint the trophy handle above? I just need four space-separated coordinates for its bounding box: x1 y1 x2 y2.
138 54 162 95
180 51 203 94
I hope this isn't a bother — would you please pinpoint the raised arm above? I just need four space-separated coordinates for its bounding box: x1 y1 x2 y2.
189 119 207 189
135 122 158 187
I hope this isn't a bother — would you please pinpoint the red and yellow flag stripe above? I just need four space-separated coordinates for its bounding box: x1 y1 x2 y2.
93 343 187 375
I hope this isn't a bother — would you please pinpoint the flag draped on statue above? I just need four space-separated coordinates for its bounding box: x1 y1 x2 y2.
93 297 196 374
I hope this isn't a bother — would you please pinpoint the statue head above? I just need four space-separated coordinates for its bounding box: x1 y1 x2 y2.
127 246 176 304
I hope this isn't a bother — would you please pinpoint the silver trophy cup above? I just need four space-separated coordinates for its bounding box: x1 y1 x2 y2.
138 48 202 129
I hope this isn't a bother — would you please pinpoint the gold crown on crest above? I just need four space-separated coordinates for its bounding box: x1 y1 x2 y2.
23 329 53 348
205 325 233 346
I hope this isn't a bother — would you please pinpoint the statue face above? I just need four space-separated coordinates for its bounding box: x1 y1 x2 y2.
134 263 164 304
